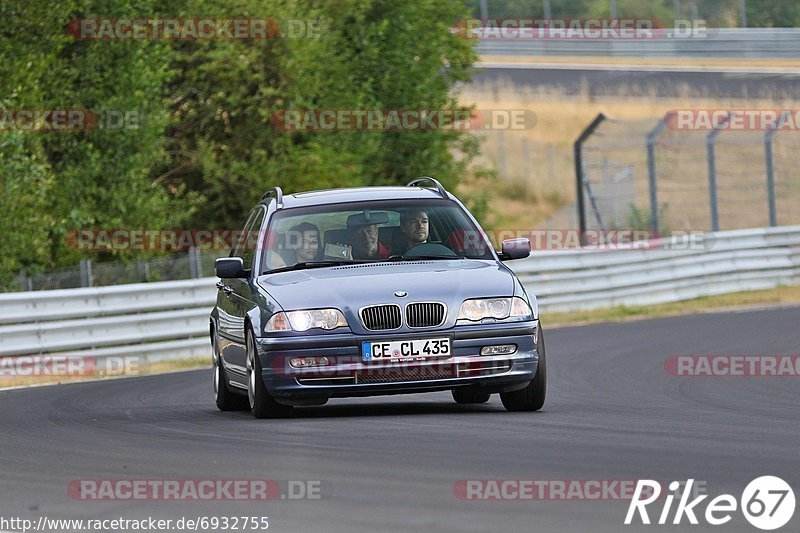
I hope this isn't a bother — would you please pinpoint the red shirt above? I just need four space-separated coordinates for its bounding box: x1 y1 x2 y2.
377 242 391 259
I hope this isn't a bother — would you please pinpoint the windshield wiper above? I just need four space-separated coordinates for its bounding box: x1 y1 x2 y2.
265 260 367 274
387 254 464 261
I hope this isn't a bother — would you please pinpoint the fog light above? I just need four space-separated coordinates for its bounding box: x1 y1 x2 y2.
480 345 517 356
289 356 330 368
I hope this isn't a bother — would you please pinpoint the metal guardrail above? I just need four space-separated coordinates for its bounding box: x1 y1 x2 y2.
477 28 800 58
514 226 800 311
0 226 798 365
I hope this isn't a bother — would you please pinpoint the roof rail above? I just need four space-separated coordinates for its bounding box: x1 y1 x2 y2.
407 176 447 198
261 186 283 209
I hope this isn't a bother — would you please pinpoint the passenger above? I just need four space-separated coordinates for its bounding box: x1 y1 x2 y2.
266 222 320 269
347 214 391 260
284 222 321 264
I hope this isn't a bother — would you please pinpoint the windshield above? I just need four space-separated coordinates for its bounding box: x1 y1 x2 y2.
260 199 493 273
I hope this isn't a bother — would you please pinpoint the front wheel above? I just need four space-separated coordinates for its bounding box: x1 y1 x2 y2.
246 330 293 419
500 325 547 412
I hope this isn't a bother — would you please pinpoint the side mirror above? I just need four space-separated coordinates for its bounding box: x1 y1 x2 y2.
215 257 248 278
499 238 531 260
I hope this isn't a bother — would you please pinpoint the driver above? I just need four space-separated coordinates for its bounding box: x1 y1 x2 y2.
399 209 429 251
346 212 391 260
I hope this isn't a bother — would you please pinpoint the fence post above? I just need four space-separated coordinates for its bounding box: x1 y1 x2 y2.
764 128 778 227
646 117 668 236
522 137 531 188
574 113 606 244
79 259 93 287
706 117 728 232
497 130 506 178
547 143 556 188
18 269 32 292
189 248 202 279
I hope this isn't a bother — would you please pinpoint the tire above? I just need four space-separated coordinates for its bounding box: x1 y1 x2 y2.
500 325 547 412
246 329 293 419
213 327 248 411
452 388 491 404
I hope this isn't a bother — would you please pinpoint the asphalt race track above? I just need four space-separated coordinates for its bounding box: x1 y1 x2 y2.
470 65 800 98
2 306 798 533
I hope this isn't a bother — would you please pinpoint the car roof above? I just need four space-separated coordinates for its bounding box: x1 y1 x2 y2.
265 186 452 209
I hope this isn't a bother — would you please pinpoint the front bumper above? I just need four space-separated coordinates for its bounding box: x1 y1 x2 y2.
255 321 539 404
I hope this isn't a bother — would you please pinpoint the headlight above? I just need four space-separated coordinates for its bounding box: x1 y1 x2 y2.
265 309 348 333
457 297 532 323
528 295 539 320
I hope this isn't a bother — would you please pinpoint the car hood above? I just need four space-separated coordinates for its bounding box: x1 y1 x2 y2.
257 259 514 333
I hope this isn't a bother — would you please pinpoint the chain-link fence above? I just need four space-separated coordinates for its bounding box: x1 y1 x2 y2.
577 113 800 235
11 250 219 292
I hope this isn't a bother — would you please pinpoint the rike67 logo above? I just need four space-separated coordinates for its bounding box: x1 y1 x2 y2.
626 477 795 530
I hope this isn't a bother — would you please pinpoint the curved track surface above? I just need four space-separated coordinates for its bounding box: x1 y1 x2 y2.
470 66 800 98
2 307 799 532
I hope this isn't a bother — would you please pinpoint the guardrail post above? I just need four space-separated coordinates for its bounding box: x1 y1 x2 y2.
79 259 93 288
646 117 668 236
189 248 202 279
574 113 606 244
706 119 727 232
765 128 778 227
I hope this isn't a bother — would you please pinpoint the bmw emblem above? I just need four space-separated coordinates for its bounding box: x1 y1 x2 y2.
394 290 408 298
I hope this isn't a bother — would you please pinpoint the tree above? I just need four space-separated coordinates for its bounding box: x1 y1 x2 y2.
159 0 480 229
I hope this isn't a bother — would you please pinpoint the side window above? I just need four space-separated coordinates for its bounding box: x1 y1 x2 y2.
240 207 266 271
231 209 256 258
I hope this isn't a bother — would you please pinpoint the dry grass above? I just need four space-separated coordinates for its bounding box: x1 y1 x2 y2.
0 356 208 389
458 82 799 231
545 284 800 328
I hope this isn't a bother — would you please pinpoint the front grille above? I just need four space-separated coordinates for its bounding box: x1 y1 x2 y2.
406 302 446 328
356 364 456 383
360 304 402 330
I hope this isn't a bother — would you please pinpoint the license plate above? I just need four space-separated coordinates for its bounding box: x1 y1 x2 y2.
362 338 451 361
